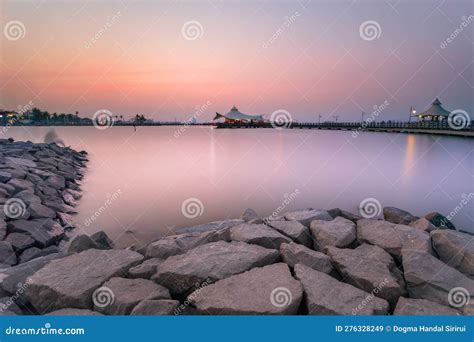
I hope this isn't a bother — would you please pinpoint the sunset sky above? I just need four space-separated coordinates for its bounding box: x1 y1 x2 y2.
0 0 472 122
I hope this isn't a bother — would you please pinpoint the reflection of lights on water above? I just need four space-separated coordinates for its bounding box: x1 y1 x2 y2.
401 135 416 183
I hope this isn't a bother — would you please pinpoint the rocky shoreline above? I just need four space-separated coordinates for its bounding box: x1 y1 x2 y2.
0 140 472 316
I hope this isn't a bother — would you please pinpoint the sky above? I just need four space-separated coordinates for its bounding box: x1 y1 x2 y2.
0 0 472 122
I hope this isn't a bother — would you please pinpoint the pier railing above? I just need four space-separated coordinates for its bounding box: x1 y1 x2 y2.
215 120 474 132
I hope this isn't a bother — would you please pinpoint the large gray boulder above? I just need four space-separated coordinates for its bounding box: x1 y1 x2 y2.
5 157 37 168
152 241 279 295
310 216 356 251
393 297 461 315
280 242 333 274
188 263 303 315
402 250 474 308
4 233 35 252
284 209 332 227
267 220 312 247
326 244 406 305
94 277 171 315
328 208 362 223
19 245 59 263
241 208 259 222
130 299 179 315
229 224 292 249
90 231 114 249
175 219 244 234
27 203 56 219
25 249 143 313
0 253 61 302
431 230 474 278
383 207 418 225
7 219 64 248
128 258 163 279
44 175 66 190
46 308 103 316
14 190 41 205
424 212 455 230
409 218 437 232
67 235 99 253
145 230 230 259
7 179 34 193
357 219 432 259
294 264 389 315
0 241 17 266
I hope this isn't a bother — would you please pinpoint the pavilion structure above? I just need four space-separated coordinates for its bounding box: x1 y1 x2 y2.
213 106 265 124
414 98 451 121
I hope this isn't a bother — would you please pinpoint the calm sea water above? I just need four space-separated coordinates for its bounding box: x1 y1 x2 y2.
4 126 473 248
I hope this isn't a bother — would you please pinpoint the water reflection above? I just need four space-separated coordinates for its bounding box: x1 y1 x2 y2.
3 127 473 248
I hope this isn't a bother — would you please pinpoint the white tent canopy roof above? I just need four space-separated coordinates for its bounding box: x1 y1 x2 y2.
215 106 264 121
418 98 451 117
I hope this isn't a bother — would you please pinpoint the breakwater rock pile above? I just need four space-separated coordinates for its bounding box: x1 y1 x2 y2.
0 140 472 316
